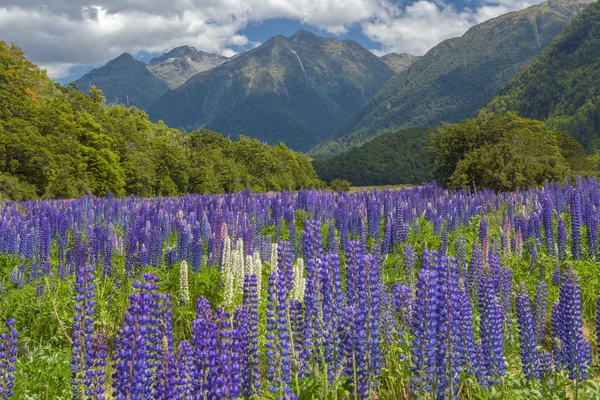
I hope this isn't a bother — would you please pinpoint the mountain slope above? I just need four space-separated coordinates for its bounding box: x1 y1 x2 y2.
147 46 228 88
74 53 170 110
485 1 600 150
312 0 594 155
148 30 396 151
380 53 420 73
313 127 433 185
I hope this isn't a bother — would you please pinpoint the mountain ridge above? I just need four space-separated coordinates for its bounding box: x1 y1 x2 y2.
310 0 595 155
484 0 600 150
147 30 396 151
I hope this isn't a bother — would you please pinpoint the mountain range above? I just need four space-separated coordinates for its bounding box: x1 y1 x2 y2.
71 0 596 160
147 30 398 151
311 0 594 155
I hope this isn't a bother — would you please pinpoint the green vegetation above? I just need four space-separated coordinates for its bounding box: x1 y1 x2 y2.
0 42 323 200
312 0 593 155
313 127 434 186
428 112 590 191
486 1 600 151
328 179 351 192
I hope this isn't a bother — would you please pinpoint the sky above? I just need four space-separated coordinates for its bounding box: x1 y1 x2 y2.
0 0 540 84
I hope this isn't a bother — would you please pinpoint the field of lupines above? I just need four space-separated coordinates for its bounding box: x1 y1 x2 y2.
2 180 600 399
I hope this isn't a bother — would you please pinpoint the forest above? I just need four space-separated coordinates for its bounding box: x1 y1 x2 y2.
0 42 323 201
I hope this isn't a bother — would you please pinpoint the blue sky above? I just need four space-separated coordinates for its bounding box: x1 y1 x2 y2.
0 0 540 83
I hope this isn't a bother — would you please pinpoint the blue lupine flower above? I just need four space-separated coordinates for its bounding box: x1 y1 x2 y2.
515 283 539 379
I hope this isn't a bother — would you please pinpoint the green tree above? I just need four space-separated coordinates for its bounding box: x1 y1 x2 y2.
429 112 582 191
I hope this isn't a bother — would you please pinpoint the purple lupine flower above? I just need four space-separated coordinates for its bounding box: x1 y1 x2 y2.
410 252 438 395
392 283 413 340
112 273 168 399
533 280 547 345
191 296 217 398
456 280 476 377
439 223 448 254
0 318 18 399
242 274 261 396
501 217 511 257
403 245 417 283
87 333 108 399
174 341 196 399
555 265 591 381
209 307 242 399
542 195 555 253
455 236 467 279
479 216 488 244
72 264 103 398
478 265 505 384
557 216 567 260
381 217 392 256
432 251 462 399
366 254 382 387
515 283 540 379
539 351 554 379
301 220 324 368
265 270 292 396
468 243 482 302
569 189 582 259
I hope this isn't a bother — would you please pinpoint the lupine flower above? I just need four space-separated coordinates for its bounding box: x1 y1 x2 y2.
554 264 590 381
72 263 103 398
0 318 18 399
478 265 506 384
539 351 554 378
179 260 190 305
557 216 567 260
242 275 261 396
533 280 547 345
112 273 170 399
569 189 582 260
410 253 438 395
515 283 539 379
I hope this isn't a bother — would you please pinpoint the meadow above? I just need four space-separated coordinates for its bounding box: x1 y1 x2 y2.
1 180 600 399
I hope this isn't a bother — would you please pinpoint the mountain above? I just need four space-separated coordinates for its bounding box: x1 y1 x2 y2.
147 46 228 88
313 127 434 186
485 1 600 150
380 53 420 73
148 30 396 152
73 53 171 110
312 0 594 155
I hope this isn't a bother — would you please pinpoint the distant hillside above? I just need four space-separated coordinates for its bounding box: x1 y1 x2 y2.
148 30 396 152
380 53 420 73
74 53 170 110
0 41 323 200
313 127 434 186
312 0 594 155
148 46 228 88
485 1 600 150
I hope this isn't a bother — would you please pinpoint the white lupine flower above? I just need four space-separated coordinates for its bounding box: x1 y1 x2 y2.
179 260 190 305
222 236 232 269
270 242 278 275
292 258 306 302
233 239 245 298
252 250 263 294
222 236 235 306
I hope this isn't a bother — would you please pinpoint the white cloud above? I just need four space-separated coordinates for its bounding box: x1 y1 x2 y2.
0 0 544 79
